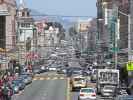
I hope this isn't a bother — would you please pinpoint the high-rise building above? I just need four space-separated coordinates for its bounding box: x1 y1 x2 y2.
97 0 129 63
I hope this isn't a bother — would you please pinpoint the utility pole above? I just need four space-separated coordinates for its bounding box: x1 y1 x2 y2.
112 0 119 69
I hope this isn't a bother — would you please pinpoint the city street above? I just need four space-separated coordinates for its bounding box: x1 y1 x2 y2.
0 0 133 100
12 72 68 100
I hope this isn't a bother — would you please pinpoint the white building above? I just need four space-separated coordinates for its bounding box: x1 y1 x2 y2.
16 0 34 64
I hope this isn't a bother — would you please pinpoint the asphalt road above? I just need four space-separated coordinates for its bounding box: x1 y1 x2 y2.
12 72 68 100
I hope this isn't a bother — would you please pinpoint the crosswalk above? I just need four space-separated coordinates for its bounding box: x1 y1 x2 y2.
33 74 66 80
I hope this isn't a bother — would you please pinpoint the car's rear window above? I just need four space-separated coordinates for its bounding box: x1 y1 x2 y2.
81 89 95 93
74 78 85 81
105 86 115 90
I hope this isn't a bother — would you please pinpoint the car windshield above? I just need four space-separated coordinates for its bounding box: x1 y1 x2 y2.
81 89 95 93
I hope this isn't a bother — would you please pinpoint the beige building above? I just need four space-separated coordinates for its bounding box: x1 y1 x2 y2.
0 0 16 51
76 19 92 33
0 0 16 70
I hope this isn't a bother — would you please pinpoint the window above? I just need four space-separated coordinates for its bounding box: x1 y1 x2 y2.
27 12 30 16
0 0 4 4
21 23 25 27
26 23 30 28
22 12 25 17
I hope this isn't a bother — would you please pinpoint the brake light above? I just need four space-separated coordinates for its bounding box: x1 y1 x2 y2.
80 94 84 96
91 93 96 96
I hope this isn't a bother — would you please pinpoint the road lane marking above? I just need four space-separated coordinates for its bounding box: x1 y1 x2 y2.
33 78 37 80
40 77 44 80
47 77 50 80
67 78 71 100
53 77 58 80
60 77 64 80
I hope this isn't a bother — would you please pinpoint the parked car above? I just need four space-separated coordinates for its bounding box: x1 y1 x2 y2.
11 79 25 93
78 88 96 100
19 75 32 85
21 72 34 78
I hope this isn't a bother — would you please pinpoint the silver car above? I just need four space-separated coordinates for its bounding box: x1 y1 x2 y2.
101 85 116 97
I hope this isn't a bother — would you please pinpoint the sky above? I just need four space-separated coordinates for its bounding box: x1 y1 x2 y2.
17 0 97 17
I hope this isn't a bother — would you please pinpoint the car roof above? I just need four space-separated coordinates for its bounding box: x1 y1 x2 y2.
81 88 95 90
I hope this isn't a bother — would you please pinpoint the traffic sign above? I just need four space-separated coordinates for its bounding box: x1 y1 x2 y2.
127 61 133 71
110 47 119 52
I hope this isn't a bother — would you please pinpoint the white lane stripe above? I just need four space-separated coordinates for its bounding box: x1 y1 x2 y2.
33 78 37 80
47 77 50 80
40 77 44 80
53 77 58 80
60 77 64 80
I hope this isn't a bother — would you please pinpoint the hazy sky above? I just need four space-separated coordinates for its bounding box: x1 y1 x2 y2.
17 0 97 17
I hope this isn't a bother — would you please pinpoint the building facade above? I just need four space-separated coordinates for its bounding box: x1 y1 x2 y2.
97 0 129 64
0 0 16 70
0 0 16 51
35 21 61 58
16 0 34 64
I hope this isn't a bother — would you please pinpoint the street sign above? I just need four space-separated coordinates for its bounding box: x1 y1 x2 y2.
127 61 133 71
110 47 119 52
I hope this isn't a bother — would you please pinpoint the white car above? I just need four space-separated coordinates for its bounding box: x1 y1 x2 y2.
101 85 116 97
48 66 57 71
78 88 96 100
